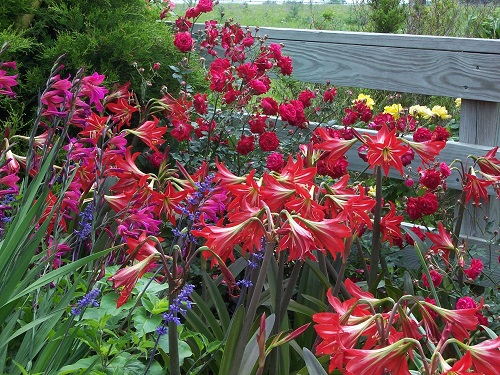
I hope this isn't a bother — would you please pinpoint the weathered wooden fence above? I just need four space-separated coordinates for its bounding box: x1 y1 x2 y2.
251 27 500 240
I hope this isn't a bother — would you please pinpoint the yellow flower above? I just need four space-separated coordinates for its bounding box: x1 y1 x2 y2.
367 186 376 198
383 103 403 120
354 94 375 109
431 105 451 120
409 105 434 119
455 98 461 108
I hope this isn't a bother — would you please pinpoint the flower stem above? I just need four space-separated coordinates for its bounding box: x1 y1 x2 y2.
228 240 276 375
369 166 383 288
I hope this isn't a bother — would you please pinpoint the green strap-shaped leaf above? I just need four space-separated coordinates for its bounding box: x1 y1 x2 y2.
218 305 245 375
190 291 225 341
202 272 231 331
302 348 328 375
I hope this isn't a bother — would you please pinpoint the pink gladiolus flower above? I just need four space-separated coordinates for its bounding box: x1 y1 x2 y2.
0 68 18 97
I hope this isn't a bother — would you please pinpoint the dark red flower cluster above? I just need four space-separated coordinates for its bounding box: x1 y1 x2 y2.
406 192 439 220
342 100 372 125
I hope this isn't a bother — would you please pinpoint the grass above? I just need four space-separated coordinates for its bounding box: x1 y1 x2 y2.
173 2 366 31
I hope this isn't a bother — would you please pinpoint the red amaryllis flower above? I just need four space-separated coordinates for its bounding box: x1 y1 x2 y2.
380 202 404 247
314 127 358 163
79 112 109 143
126 231 160 261
426 221 456 262
438 351 481 375
463 171 491 205
277 212 317 261
364 125 408 176
422 300 481 341
297 216 351 258
108 253 158 307
473 146 500 176
192 214 266 263
127 116 167 152
107 98 139 129
404 139 446 165
343 339 414 375
214 160 247 185
463 336 500 375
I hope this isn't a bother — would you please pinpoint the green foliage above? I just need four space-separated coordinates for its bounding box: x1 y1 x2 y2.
470 8 500 38
368 0 407 33
0 0 204 132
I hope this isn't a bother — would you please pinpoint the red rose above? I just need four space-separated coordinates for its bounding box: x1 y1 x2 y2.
357 144 368 162
266 152 284 172
193 93 208 115
371 113 396 131
259 131 280 152
279 103 297 123
439 162 451 178
248 115 268 134
174 32 194 53
298 89 316 107
397 115 417 132
419 192 438 216
223 89 240 104
323 87 337 103
432 126 450 141
464 258 483 280
326 157 349 179
406 197 422 220
175 17 193 32
249 79 269 95
401 148 415 167
422 269 443 288
456 296 476 310
342 108 359 126
148 151 165 168
185 6 201 18
196 0 213 13
424 298 439 319
276 56 293 75
260 97 278 115
413 127 432 142
236 134 255 155
404 226 425 245
419 168 442 190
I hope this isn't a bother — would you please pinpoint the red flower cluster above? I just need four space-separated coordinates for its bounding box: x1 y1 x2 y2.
406 191 439 220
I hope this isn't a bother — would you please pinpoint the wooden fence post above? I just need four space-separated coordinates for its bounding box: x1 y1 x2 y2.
459 99 500 239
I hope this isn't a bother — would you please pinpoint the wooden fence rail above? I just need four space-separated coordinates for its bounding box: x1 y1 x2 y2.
256 27 500 240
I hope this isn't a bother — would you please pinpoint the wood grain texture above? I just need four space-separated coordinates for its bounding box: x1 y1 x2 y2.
272 41 500 101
